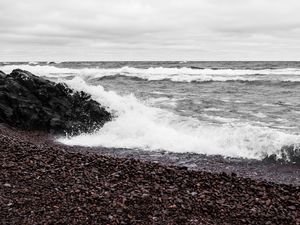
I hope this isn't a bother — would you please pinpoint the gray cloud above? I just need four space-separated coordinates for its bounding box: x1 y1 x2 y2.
1 0 300 61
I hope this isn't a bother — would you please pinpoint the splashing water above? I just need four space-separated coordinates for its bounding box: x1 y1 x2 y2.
57 77 300 159
1 62 300 160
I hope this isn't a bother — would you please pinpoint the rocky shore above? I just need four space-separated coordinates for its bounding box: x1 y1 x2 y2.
72 145 300 186
0 126 299 225
0 70 299 224
0 69 111 134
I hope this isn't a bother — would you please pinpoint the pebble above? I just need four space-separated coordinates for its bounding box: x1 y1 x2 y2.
0 126 299 225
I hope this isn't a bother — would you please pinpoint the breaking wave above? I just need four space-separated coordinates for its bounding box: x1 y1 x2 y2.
1 64 300 160
1 64 300 83
56 77 300 160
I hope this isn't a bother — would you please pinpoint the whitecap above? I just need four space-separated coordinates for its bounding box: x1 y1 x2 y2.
1 64 300 82
56 77 300 160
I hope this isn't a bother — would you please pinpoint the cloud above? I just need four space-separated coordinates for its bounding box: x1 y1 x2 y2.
0 0 300 60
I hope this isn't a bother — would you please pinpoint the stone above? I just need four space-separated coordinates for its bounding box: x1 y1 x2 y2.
0 126 299 225
0 70 5 77
0 69 111 134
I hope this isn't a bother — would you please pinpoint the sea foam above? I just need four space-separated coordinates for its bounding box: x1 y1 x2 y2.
56 77 300 160
1 65 300 159
1 64 300 82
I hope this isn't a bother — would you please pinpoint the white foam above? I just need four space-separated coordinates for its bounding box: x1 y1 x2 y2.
1 64 300 82
28 61 38 65
202 114 239 123
251 112 267 118
2 64 300 159
56 77 300 160
203 108 223 112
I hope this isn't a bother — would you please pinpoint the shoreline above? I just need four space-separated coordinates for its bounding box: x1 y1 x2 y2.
74 147 300 186
1 125 299 224
2 124 300 186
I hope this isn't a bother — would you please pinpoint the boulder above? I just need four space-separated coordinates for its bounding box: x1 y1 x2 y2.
0 69 111 134
0 70 5 78
279 144 300 164
263 144 300 165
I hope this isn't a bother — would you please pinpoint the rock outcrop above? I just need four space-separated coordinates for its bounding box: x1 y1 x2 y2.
264 144 300 165
0 69 111 134
0 70 5 77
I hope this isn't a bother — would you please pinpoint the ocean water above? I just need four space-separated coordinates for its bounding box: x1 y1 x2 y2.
1 61 300 160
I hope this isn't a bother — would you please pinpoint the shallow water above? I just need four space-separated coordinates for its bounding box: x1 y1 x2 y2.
1 61 300 160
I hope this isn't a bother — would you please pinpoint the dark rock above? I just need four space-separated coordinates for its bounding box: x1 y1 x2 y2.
287 205 296 210
0 69 111 134
263 144 300 165
0 70 5 77
280 145 300 164
263 153 278 163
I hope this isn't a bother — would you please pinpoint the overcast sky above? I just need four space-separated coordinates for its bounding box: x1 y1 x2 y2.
1 0 300 61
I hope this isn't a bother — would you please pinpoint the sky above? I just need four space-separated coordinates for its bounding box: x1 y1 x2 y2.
1 0 300 61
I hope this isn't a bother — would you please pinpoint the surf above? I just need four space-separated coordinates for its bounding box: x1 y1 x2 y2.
1 64 300 82
56 77 300 160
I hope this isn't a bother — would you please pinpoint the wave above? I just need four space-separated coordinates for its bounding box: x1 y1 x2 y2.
28 61 39 65
96 75 300 86
54 77 300 160
1 64 300 83
46 61 62 65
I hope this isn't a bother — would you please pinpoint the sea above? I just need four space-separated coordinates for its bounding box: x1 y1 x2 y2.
1 61 300 160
